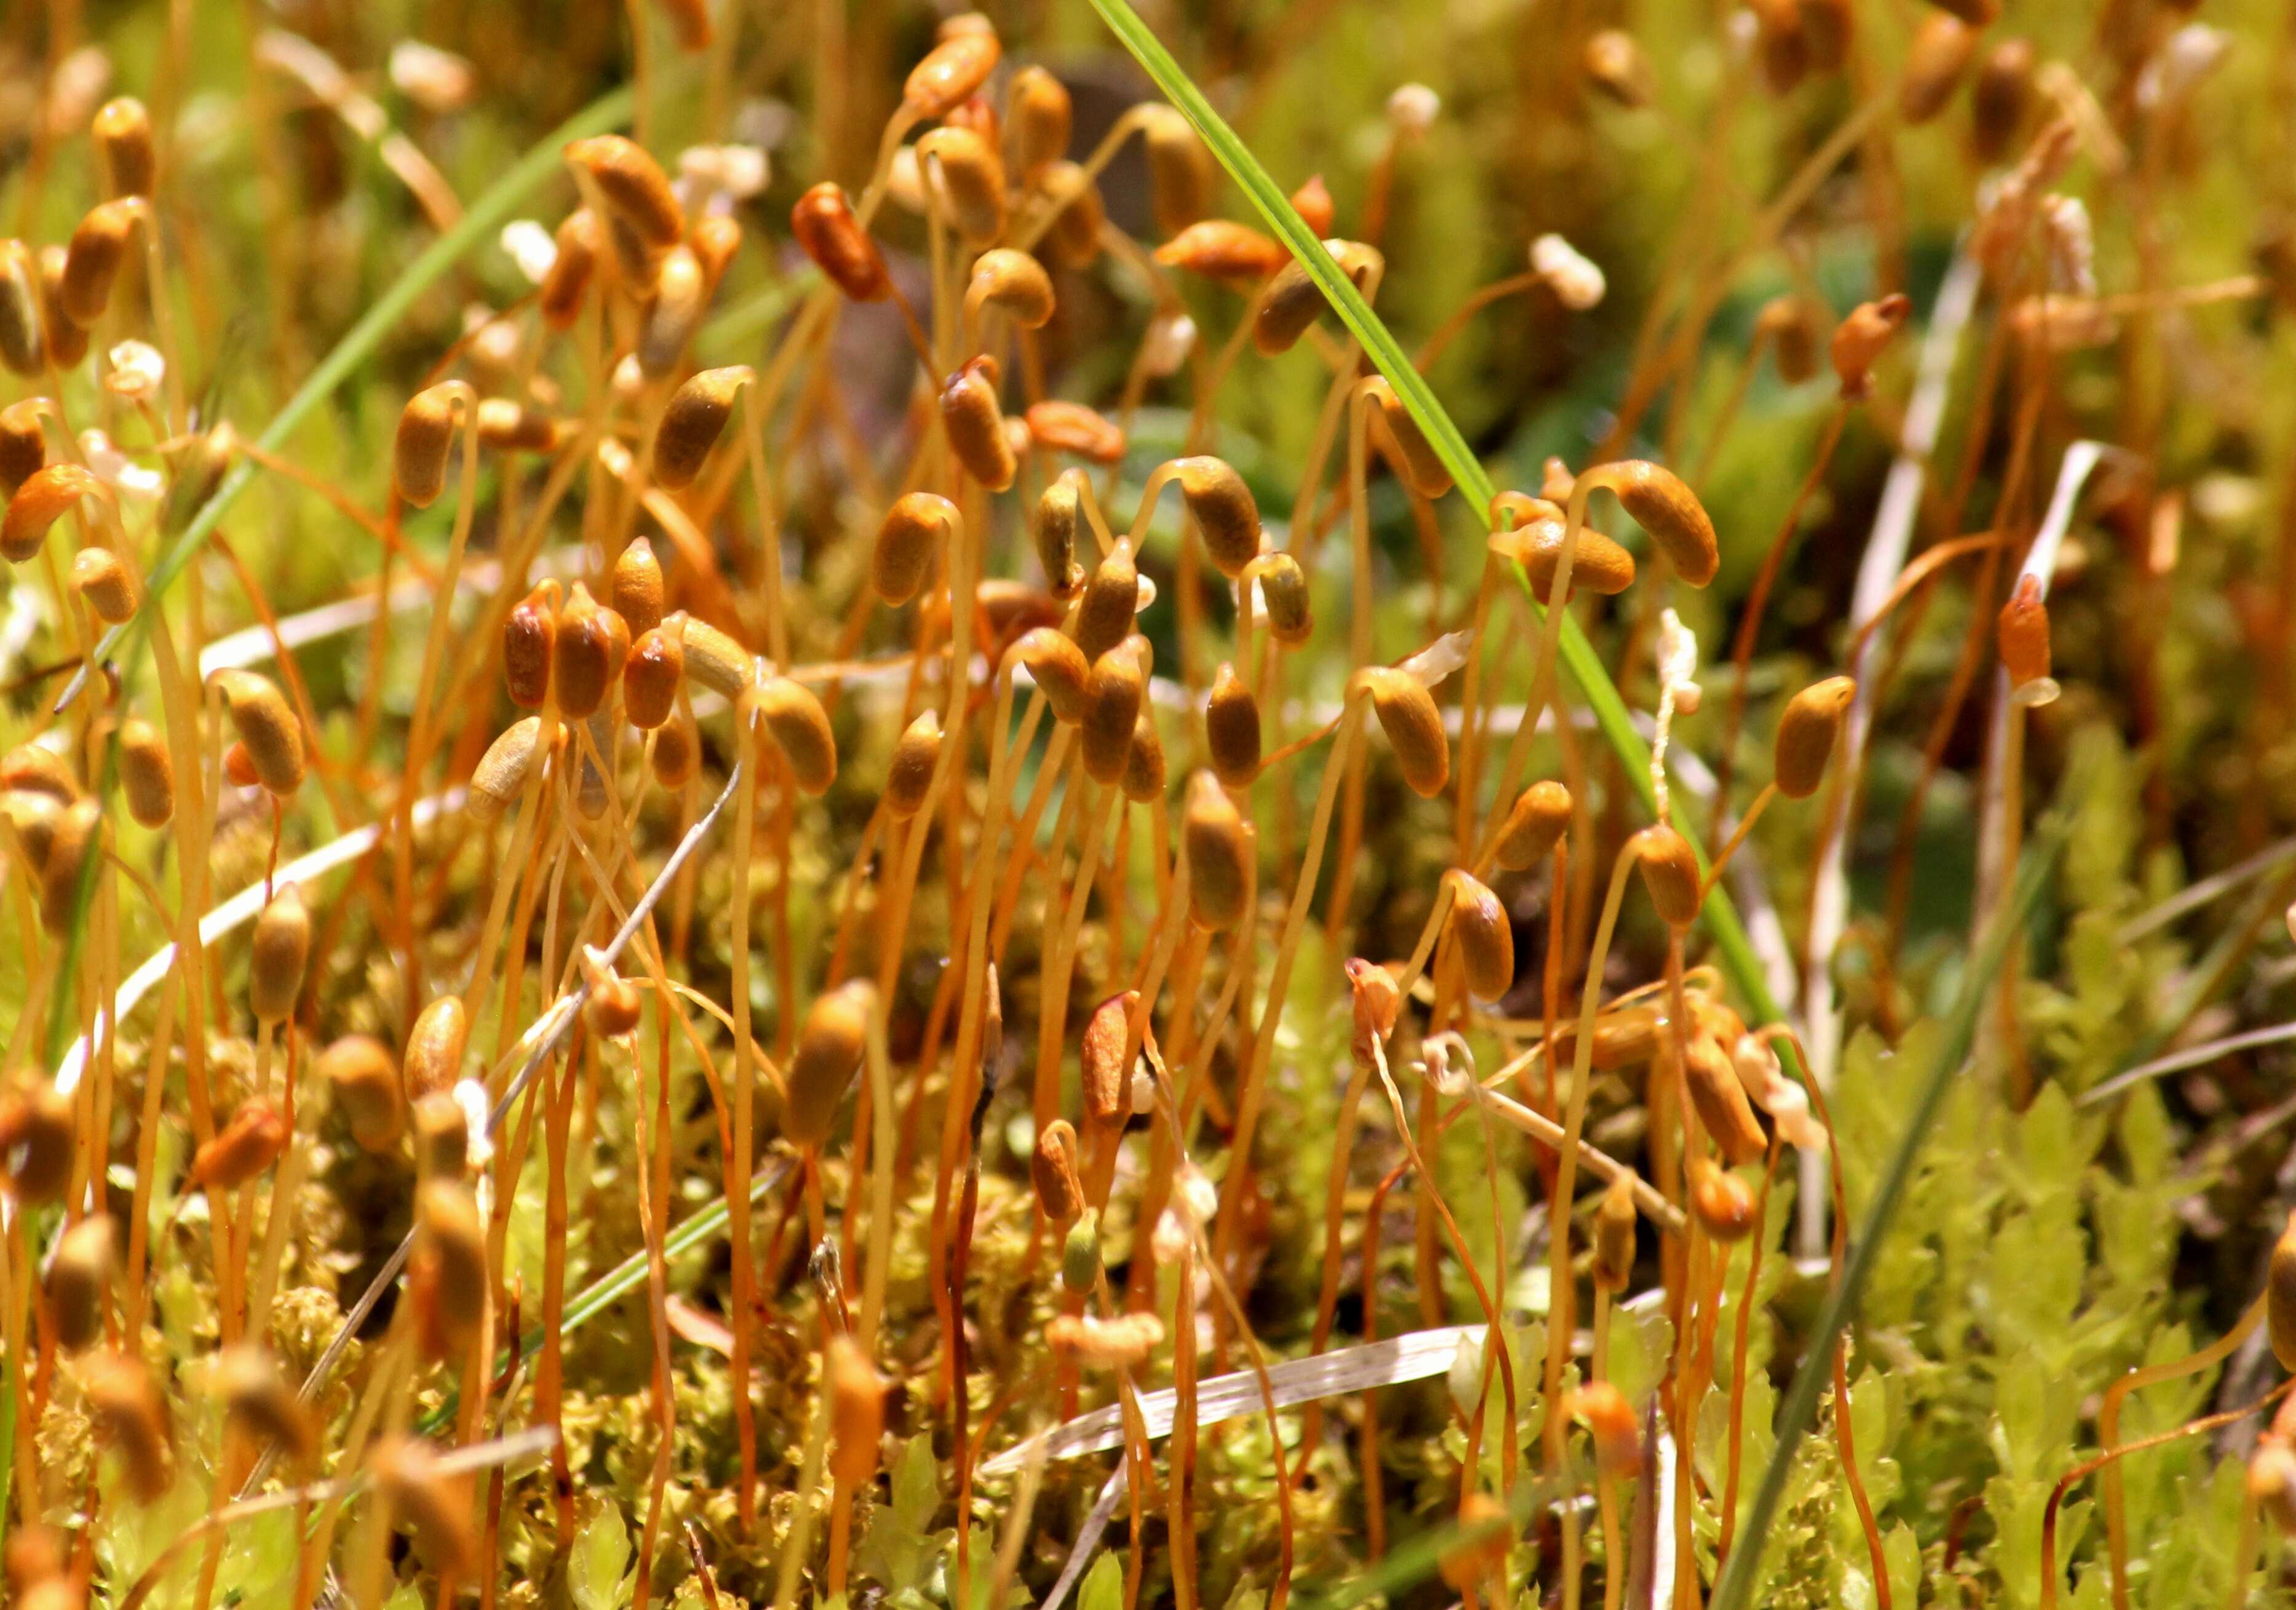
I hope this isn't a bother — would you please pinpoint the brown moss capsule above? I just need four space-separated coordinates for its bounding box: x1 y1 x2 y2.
0 1080 74 1203
1081 648 1146 785
1901 14 1977 125
1373 390 1453 500
623 629 683 732
1592 1173 1637 1294
411 1180 488 1361
1972 38 2036 164
1040 162 1105 271
1632 823 1703 928
1998 573 2054 703
679 615 754 700
1605 461 1718 588
502 584 555 711
1007 66 1073 180
1755 295 1823 384
4 464 104 564
0 242 41 376
873 492 957 606
916 127 1006 245
193 1100 288 1191
3 742 75 801
1027 401 1125 466
1197 662 1264 791
1142 106 1214 239
827 1333 886 1489
970 248 1055 327
654 366 743 491
84 1354 173 1502
1748 0 1808 96
1360 667 1448 798
977 580 1067 641
318 1035 403 1152
941 357 1016 491
114 719 173 829
586 970 643 1039
60 199 138 327
787 981 872 1148
405 994 471 1103
468 717 545 823
905 27 1001 120
1831 293 1912 400
411 1093 468 1183
1177 456 1261 578
1492 501 1636 603
372 1434 477 1576
1122 712 1167 804
39 798 102 936
1032 1118 1084 1221
1259 553 1313 645
554 583 629 721
566 135 685 260
1494 780 1573 872
887 709 942 821
651 709 701 790
1774 675 1856 799
70 547 137 623
1073 543 1140 662
755 676 837 795
1015 627 1091 724
1685 1035 1769 1165
1047 1311 1164 1368
1688 1159 1759 1240
1442 870 1515 1001
1185 771 1252 932
791 183 891 303
49 1214 117 1352
213 1344 316 1464
248 882 311 1026
611 537 665 640
93 98 156 197
39 247 89 368
1584 30 1656 108
539 209 600 330
0 398 46 494
1081 991 1138 1129
1153 221 1286 286
1032 474 1083 596
1254 242 1380 356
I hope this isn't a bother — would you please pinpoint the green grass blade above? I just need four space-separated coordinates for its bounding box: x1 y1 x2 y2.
1082 0 1795 1052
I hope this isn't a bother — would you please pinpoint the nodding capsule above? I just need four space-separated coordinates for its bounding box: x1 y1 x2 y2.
192 1100 288 1191
1372 390 1453 500
916 127 1006 245
1254 241 1381 356
0 398 46 494
0 1079 73 1203
1972 38 2036 165
371 1434 478 1577
1998 573 2057 705
213 668 304 795
1032 474 1084 597
690 211 743 289
214 1344 317 1463
411 1180 488 1361
539 209 600 330
552 582 629 721
39 798 103 936
1121 712 1167 803
49 1213 117 1352
3 464 105 565
1081 648 1146 785
872 491 958 606
653 365 744 490
1584 29 1656 107
404 994 471 1103
39 246 90 368
941 357 1016 491
585 964 643 1039
1153 221 1287 286
1081 991 1138 1130
827 1334 887 1489
391 384 460 509
1359 667 1449 798
469 716 546 823
1831 293 1911 399
565 135 685 261
93 98 156 197
0 242 42 376
1038 162 1105 271
969 248 1055 327
887 710 942 820
3 741 75 801
1773 675 1856 799
1176 456 1261 577
638 243 707 378
1141 106 1214 239
905 26 1001 119
1603 460 1718 587
249 882 311 1026
1007 66 1072 180
1436 1494 1511 1595
753 676 837 796
503 584 555 710
1026 401 1125 466
317 1034 404 1152
1205 663 1262 790
612 537 665 640
84 1354 174 1503
1073 542 1140 661
411 1092 468 1183
1046 1311 1164 1369
1032 1118 1085 1224
1684 1035 1769 1165
117 718 174 828
60 199 139 327
1569 1379 1641 1474
1183 771 1251 932
1014 627 1091 724
1592 1173 1637 1293
1062 1211 1102 1293
1442 870 1515 1001
623 629 683 731
1492 499 1637 603
787 981 872 1148
1900 14 1977 125
1493 779 1572 872
678 615 754 700
1754 295 1823 384
70 547 137 622
1688 1158 1759 1240
1258 553 1313 645
791 183 891 303
1631 823 1703 927
651 709 701 790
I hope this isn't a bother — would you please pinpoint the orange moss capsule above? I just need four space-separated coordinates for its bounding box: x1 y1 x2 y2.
1494 780 1572 872
1205 663 1262 790
791 183 891 303
611 537 665 640
60 199 138 327
0 1080 74 1203
970 248 1055 327
1047 1311 1164 1368
1032 1118 1084 1221
1608 461 1719 588
1122 712 1167 804
371 1435 477 1576
1901 14 1977 125
1081 648 1146 785
1258 553 1313 645
1290 173 1335 237
223 745 262 790
787 981 872 1148
192 1100 288 1191
411 1180 488 1361
1438 1493 1511 1595
1153 220 1286 286
941 357 1016 491
70 547 137 622
553 583 629 721
213 1344 316 1464
1998 573 2055 704
1073 543 1140 662
1373 390 1453 500
1689 1158 1759 1240
411 1093 468 1183
0 242 41 376
651 709 701 790
1032 474 1083 597
49 1213 117 1352
318 1034 404 1152
1592 1172 1638 1293
623 630 683 731
539 209 600 330
469 716 546 823
1081 991 1138 1129
1584 30 1656 108
84 1353 173 1502
679 615 754 700
1684 1036 1768 1166
565 135 685 261
1039 162 1105 271
1748 0 1808 96
1254 242 1380 356
1184 771 1252 932
1360 667 1448 798
1632 823 1703 928
917 127 1006 244
0 397 46 493
404 994 471 1103
1443 870 1515 1001
1492 499 1637 603
1570 1379 1640 1474
392 384 462 509
873 491 957 606
1007 66 1071 180
1831 293 1912 399
755 676 837 795
827 1333 887 1489
1177 456 1261 577
1142 107 1214 239
905 26 1001 121
1774 676 1856 799
93 98 156 198
887 710 942 821
116 718 173 829
586 970 643 1039
1027 401 1124 465
977 580 1066 641
502 584 555 711
38 798 101 935
39 247 89 368
1755 295 1823 384
3 464 105 565
3 741 75 801
1015 627 1091 724
654 366 744 491
248 882 311 1026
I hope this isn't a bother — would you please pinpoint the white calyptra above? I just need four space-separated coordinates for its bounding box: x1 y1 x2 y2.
499 220 558 285
1532 233 1607 312
1386 83 1440 136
